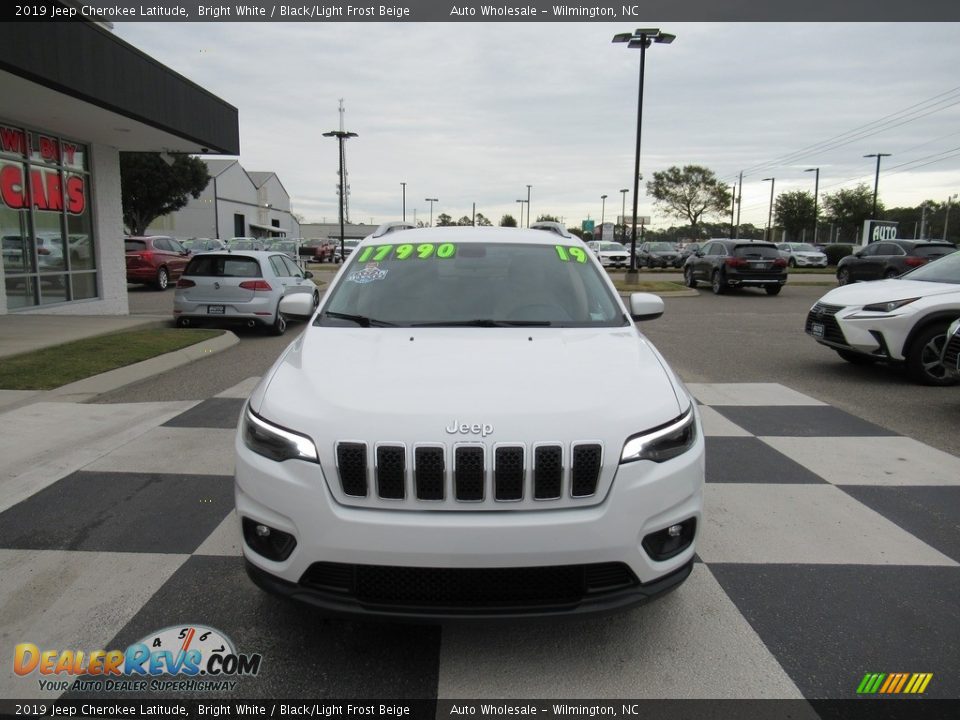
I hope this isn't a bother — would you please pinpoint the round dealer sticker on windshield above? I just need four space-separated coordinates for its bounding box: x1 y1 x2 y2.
347 263 389 284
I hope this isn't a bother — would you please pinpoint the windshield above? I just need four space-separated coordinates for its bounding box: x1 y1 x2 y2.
648 242 675 252
790 243 817 252
599 242 627 252
124 240 147 252
318 242 626 327
734 244 781 259
901 249 960 284
914 244 957 259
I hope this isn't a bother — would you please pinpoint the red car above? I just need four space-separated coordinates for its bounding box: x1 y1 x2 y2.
125 236 191 290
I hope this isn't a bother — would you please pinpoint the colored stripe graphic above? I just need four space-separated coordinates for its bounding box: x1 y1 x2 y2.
857 672 932 694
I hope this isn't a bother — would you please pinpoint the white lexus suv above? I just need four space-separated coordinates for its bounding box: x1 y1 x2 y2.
235 226 704 619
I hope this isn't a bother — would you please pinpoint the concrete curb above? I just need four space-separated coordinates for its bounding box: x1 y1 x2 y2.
619 289 700 298
2 331 239 409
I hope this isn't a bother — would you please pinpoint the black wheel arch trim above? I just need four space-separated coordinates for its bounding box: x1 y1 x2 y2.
901 311 960 357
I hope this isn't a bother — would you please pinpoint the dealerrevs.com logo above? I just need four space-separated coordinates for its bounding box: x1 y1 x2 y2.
14 625 262 693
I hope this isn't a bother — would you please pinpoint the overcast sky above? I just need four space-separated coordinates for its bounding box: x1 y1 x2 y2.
115 22 960 232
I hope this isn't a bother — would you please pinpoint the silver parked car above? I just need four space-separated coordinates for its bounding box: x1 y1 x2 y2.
777 242 828 268
173 251 318 335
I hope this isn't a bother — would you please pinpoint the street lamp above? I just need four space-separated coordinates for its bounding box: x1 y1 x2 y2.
619 188 629 242
864 153 891 218
804 167 820 244
425 198 438 227
322 129 358 263
728 185 736 239
613 27 675 275
600 194 608 226
763 177 776 243
401 182 406 222
516 199 528 227
526 185 532 227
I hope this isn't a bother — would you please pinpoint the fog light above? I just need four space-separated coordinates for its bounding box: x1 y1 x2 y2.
642 518 696 561
242 517 296 561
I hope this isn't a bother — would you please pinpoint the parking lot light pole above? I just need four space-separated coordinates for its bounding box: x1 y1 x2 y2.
763 177 775 243
425 198 438 227
526 185 532 227
613 27 675 277
601 194 608 227
322 129 358 263
804 168 820 245
944 193 958 241
728 185 736 239
516 199 528 227
864 153 891 218
401 182 406 222
619 188 629 241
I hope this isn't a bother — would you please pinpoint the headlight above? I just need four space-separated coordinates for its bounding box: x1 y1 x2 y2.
242 405 318 463
620 406 697 464
948 318 960 337
862 298 918 313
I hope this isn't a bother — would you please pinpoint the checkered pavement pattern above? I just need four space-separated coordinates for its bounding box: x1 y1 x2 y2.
1 380 958 701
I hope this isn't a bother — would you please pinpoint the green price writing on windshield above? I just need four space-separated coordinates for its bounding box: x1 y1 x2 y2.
356 243 457 263
556 245 588 263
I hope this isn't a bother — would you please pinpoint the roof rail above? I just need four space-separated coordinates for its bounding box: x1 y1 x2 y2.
530 221 574 239
372 221 417 239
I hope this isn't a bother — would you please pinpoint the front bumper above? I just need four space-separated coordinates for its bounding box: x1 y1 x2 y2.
235 425 704 618
805 302 917 361
792 256 828 268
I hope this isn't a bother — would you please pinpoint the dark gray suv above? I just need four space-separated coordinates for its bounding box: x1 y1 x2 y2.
683 239 788 295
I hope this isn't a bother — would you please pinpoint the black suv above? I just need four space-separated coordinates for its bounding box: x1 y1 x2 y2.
836 240 956 284
636 241 683 269
683 239 788 295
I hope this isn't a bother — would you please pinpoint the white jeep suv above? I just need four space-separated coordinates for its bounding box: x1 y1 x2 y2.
235 226 704 619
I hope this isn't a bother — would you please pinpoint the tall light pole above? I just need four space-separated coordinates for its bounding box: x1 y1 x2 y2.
425 198 438 227
600 194 608 227
864 153 891 218
613 27 675 276
322 129 358 263
526 184 532 227
516 199 528 227
401 182 406 222
728 185 736 239
944 193 958 241
619 188 629 242
763 177 776 243
734 171 743 239
804 167 820 245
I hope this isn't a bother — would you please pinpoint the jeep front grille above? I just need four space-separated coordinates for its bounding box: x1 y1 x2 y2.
333 441 604 507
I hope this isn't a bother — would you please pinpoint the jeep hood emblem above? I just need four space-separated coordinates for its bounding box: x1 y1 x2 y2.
446 421 494 438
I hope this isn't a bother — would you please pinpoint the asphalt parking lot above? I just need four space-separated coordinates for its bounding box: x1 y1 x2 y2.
1 275 956 703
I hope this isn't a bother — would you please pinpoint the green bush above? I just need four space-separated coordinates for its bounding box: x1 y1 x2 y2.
824 244 855 266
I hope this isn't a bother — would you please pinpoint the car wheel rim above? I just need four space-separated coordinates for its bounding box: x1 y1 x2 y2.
921 335 946 379
158 270 168 289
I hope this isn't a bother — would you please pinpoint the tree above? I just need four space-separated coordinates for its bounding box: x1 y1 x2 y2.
456 215 473 226
475 213 492 227
536 214 560 223
120 153 211 235
774 191 816 242
646 165 731 238
435 213 454 227
500 214 518 227
821 184 880 241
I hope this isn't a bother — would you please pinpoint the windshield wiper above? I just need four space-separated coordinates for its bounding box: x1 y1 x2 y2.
321 311 396 327
410 319 553 327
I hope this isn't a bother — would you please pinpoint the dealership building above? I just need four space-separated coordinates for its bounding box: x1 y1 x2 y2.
0 21 239 316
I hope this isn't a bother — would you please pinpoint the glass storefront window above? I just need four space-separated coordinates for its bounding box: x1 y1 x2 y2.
0 120 96 310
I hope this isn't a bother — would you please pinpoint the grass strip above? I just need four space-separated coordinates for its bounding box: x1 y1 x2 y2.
0 328 222 390
612 281 689 293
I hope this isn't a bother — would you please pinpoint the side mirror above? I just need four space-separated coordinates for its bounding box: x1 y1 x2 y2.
303 270 314 279
694 251 703 257
279 293 315 318
629 293 665 321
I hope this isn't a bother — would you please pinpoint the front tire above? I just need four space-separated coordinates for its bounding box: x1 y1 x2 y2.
906 323 957 386
837 267 851 286
788 258 797 268
270 312 287 336
884 268 900 279
684 266 697 288
155 267 169 291
711 270 726 295
765 285 782 296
